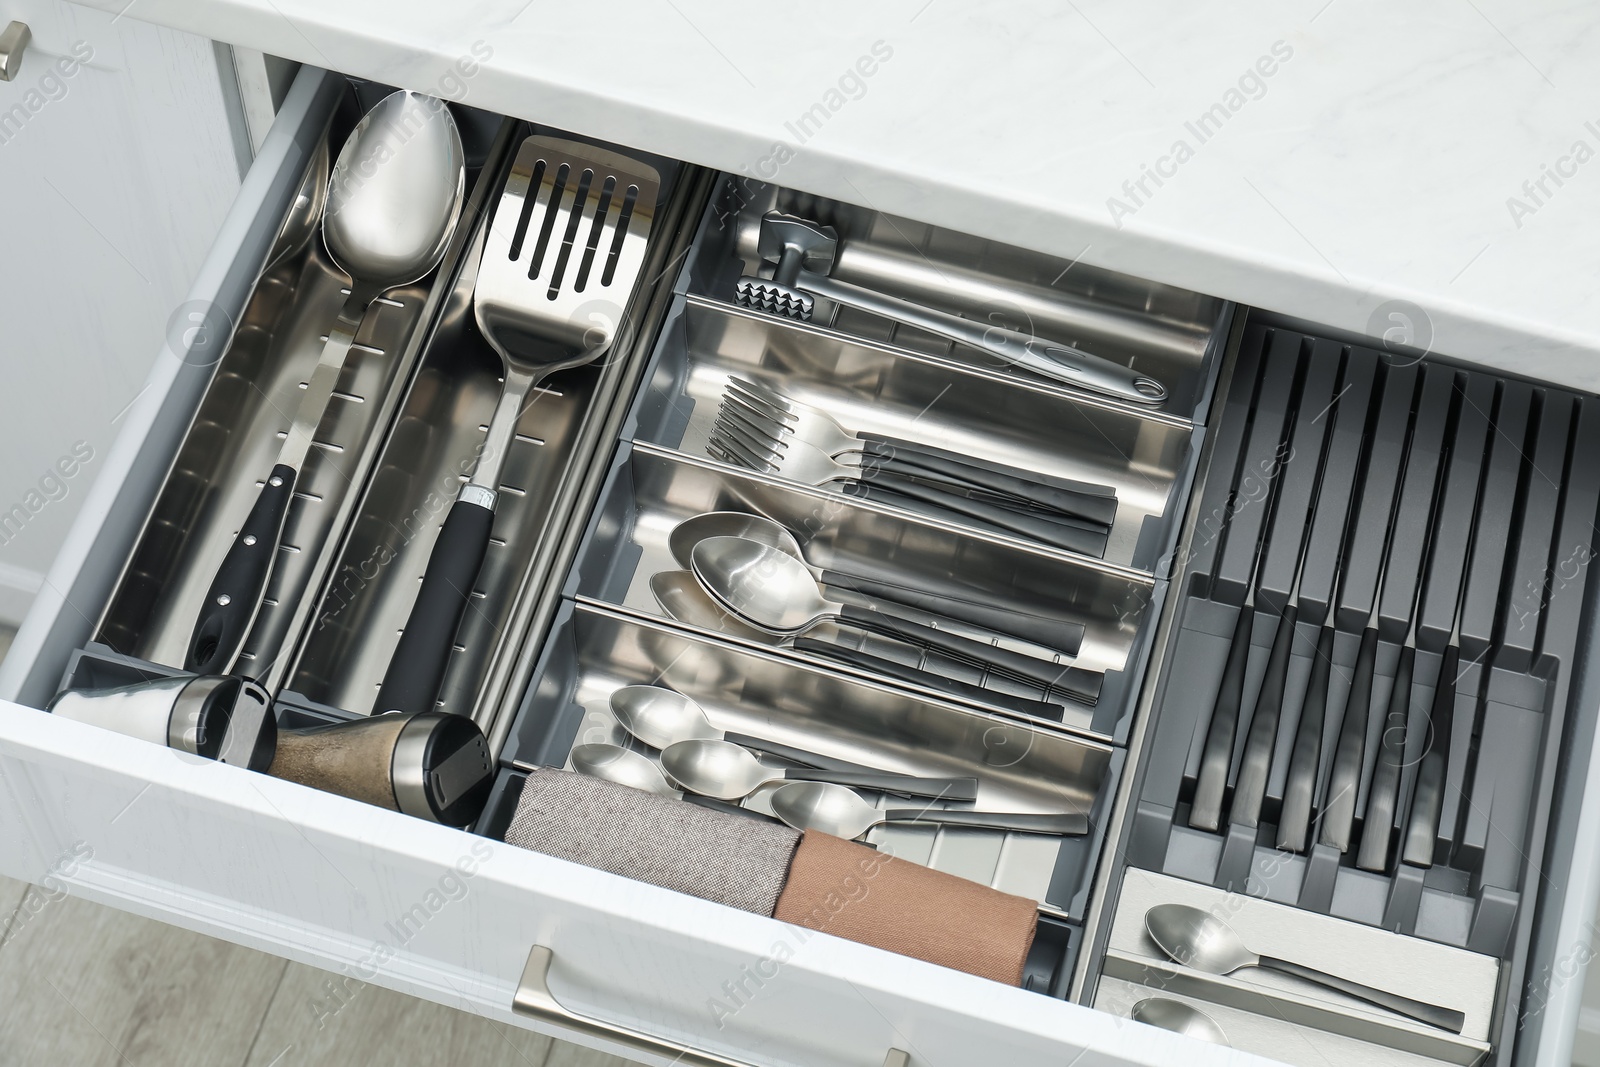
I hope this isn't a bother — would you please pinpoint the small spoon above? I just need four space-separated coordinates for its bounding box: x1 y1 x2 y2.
660 738 977 802
769 781 1088 839
569 743 678 798
1130 999 1229 1046
1143 904 1465 1032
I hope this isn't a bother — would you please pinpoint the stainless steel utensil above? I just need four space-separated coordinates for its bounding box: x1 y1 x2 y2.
570 742 678 798
769 781 1088 839
263 137 329 273
668 512 1087 658
1130 999 1229 1046
659 739 978 802
716 376 1119 527
650 570 775 644
690 536 1097 699
1143 904 1465 1032
609 685 870 772
187 91 466 676
735 211 1167 405
376 137 662 715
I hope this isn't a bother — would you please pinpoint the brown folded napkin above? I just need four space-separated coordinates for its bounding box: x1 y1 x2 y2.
774 831 1038 985
505 766 800 916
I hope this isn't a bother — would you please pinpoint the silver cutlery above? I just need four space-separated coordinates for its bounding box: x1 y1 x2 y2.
262 136 328 274
1130 999 1229 1046
609 685 872 773
734 211 1167 405
660 739 978 803
690 536 1097 702
769 781 1088 839
711 387 1110 556
187 91 465 676
376 137 661 715
668 511 1086 657
1144 904 1465 1032
716 376 1118 526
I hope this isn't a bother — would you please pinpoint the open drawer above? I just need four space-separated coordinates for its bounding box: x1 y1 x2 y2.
3 59 1598 1067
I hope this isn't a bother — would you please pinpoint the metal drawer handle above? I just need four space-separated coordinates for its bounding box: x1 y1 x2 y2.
514 944 910 1067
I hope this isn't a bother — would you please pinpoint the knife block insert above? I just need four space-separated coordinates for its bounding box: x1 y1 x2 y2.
1095 320 1600 1064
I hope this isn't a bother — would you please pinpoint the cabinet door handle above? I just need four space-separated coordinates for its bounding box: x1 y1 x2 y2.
513 944 911 1067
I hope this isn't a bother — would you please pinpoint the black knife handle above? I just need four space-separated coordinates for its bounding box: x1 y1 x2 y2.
1189 602 1255 832
374 496 494 715
187 462 297 675
794 636 1067 722
820 569 1085 656
858 434 1119 526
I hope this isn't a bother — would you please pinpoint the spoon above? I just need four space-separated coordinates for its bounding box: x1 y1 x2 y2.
690 537 1095 696
186 91 465 676
569 743 678 798
650 570 776 644
770 781 1088 839
1130 999 1229 1046
610 685 866 772
660 739 978 802
670 513 1083 656
263 136 329 273
1143 904 1465 1032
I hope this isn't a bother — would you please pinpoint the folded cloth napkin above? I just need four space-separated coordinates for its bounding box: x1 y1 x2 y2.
774 831 1038 985
505 766 801 916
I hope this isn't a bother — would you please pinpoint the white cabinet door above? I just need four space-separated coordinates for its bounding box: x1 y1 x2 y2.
0 0 240 626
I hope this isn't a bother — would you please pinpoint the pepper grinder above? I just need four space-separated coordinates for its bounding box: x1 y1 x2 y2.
267 711 493 827
49 674 277 770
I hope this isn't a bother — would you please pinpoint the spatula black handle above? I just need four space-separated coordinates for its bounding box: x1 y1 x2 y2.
374 495 494 715
186 463 297 675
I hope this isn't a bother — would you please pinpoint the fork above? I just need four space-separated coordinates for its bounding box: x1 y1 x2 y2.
722 376 1118 526
711 401 1110 557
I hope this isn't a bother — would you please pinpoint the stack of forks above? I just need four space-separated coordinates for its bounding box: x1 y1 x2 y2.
709 376 1118 557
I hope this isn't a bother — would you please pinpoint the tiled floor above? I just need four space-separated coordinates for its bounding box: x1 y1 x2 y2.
0 627 635 1066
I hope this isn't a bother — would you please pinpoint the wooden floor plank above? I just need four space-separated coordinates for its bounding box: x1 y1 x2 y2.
0 892 286 1066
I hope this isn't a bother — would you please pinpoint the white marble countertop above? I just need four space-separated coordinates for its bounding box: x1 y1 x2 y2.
76 0 1600 388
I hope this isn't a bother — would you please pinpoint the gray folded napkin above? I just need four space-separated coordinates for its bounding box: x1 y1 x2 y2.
504 766 800 916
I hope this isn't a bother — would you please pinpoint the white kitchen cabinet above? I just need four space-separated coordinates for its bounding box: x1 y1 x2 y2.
3 5 1598 1066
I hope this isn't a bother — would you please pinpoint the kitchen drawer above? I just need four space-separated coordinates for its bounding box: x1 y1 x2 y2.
3 60 1598 1067
0 64 1256 1067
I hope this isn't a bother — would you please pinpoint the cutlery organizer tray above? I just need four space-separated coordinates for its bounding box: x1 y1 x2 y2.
91 87 469 685
1084 319 1600 1064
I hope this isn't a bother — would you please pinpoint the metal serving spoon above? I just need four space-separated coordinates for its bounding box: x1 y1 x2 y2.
769 781 1088 839
186 91 465 676
1130 999 1229 1046
660 738 976 803
569 743 678 798
1143 904 1465 1032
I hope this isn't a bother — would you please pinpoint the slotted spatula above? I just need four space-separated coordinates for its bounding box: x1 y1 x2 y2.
375 136 662 715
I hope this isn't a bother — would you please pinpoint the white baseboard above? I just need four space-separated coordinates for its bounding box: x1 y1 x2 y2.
0 560 42 629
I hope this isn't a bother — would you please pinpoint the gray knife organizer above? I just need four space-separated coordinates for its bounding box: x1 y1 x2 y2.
1085 320 1600 1064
